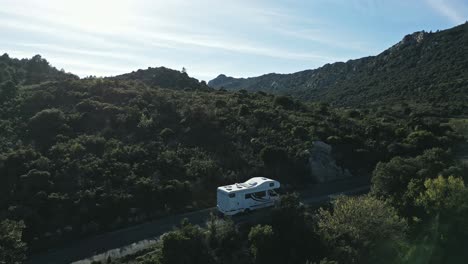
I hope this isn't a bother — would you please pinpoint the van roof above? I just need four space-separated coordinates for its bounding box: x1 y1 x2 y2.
217 177 278 193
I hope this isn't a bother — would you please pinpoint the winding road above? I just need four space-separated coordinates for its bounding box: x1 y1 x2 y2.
28 178 369 264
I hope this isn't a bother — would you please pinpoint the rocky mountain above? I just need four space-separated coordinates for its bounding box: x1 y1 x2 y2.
209 23 468 113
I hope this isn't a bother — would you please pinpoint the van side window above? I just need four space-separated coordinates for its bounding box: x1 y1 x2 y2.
229 193 235 198
254 191 266 198
245 193 252 199
269 183 274 187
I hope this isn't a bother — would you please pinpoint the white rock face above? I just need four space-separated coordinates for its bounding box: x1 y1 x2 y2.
308 141 352 183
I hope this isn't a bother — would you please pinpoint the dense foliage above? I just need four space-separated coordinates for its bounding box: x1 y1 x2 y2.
0 46 465 263
0 219 27 264
209 23 468 115
317 195 407 263
2 74 452 254
111 67 211 91
0 54 77 85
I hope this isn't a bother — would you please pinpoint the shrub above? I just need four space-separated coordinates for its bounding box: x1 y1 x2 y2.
317 195 407 263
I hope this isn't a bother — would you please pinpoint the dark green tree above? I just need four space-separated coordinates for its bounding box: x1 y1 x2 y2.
28 108 67 148
0 80 17 101
0 219 27 264
316 195 407 264
160 220 214 264
248 225 277 264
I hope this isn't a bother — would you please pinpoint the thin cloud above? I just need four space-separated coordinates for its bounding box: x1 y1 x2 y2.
0 8 339 63
274 27 378 54
0 17 134 50
129 29 341 62
426 0 466 24
17 43 140 61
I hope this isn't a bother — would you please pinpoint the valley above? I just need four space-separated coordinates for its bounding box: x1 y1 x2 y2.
0 21 467 264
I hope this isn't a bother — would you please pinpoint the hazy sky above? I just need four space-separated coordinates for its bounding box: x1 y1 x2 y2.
1 0 467 81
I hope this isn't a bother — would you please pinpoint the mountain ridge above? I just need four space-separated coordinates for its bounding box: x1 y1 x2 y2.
209 23 468 113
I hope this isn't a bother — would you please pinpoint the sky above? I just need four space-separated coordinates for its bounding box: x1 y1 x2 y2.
1 0 467 81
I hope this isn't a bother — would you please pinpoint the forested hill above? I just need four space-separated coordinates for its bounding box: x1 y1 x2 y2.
0 51 466 263
209 23 468 114
1 69 462 257
111 67 212 91
0 53 78 85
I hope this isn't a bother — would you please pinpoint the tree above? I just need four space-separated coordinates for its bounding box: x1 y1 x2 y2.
404 176 468 263
271 193 322 263
316 195 407 263
259 146 289 181
206 215 243 263
371 148 453 217
160 220 214 264
404 130 439 152
24 55 50 84
248 225 277 264
273 95 295 109
238 104 250 116
291 126 309 140
416 175 467 216
0 219 27 264
0 80 17 101
159 128 175 140
28 108 67 148
0 147 41 206
19 169 51 194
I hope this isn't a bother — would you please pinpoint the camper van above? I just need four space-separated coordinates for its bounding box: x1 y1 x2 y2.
217 177 280 215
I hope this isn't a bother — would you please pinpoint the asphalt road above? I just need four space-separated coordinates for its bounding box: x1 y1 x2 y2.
28 177 369 264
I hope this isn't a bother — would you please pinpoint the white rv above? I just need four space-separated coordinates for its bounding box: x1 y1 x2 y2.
217 177 280 215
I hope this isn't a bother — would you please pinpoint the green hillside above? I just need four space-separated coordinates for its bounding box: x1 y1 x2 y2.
209 23 468 114
1 63 461 256
112 67 211 91
0 53 78 85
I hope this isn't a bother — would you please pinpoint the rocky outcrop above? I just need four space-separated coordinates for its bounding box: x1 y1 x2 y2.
307 141 352 183
391 31 428 50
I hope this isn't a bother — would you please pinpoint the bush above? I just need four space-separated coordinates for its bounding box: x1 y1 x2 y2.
160 128 175 139
273 95 295 109
0 219 27 264
238 104 250 116
0 80 17 101
316 195 407 263
291 126 309 139
160 220 214 264
248 225 276 264
28 108 67 147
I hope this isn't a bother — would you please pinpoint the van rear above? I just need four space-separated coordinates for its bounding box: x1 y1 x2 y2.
217 188 238 215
